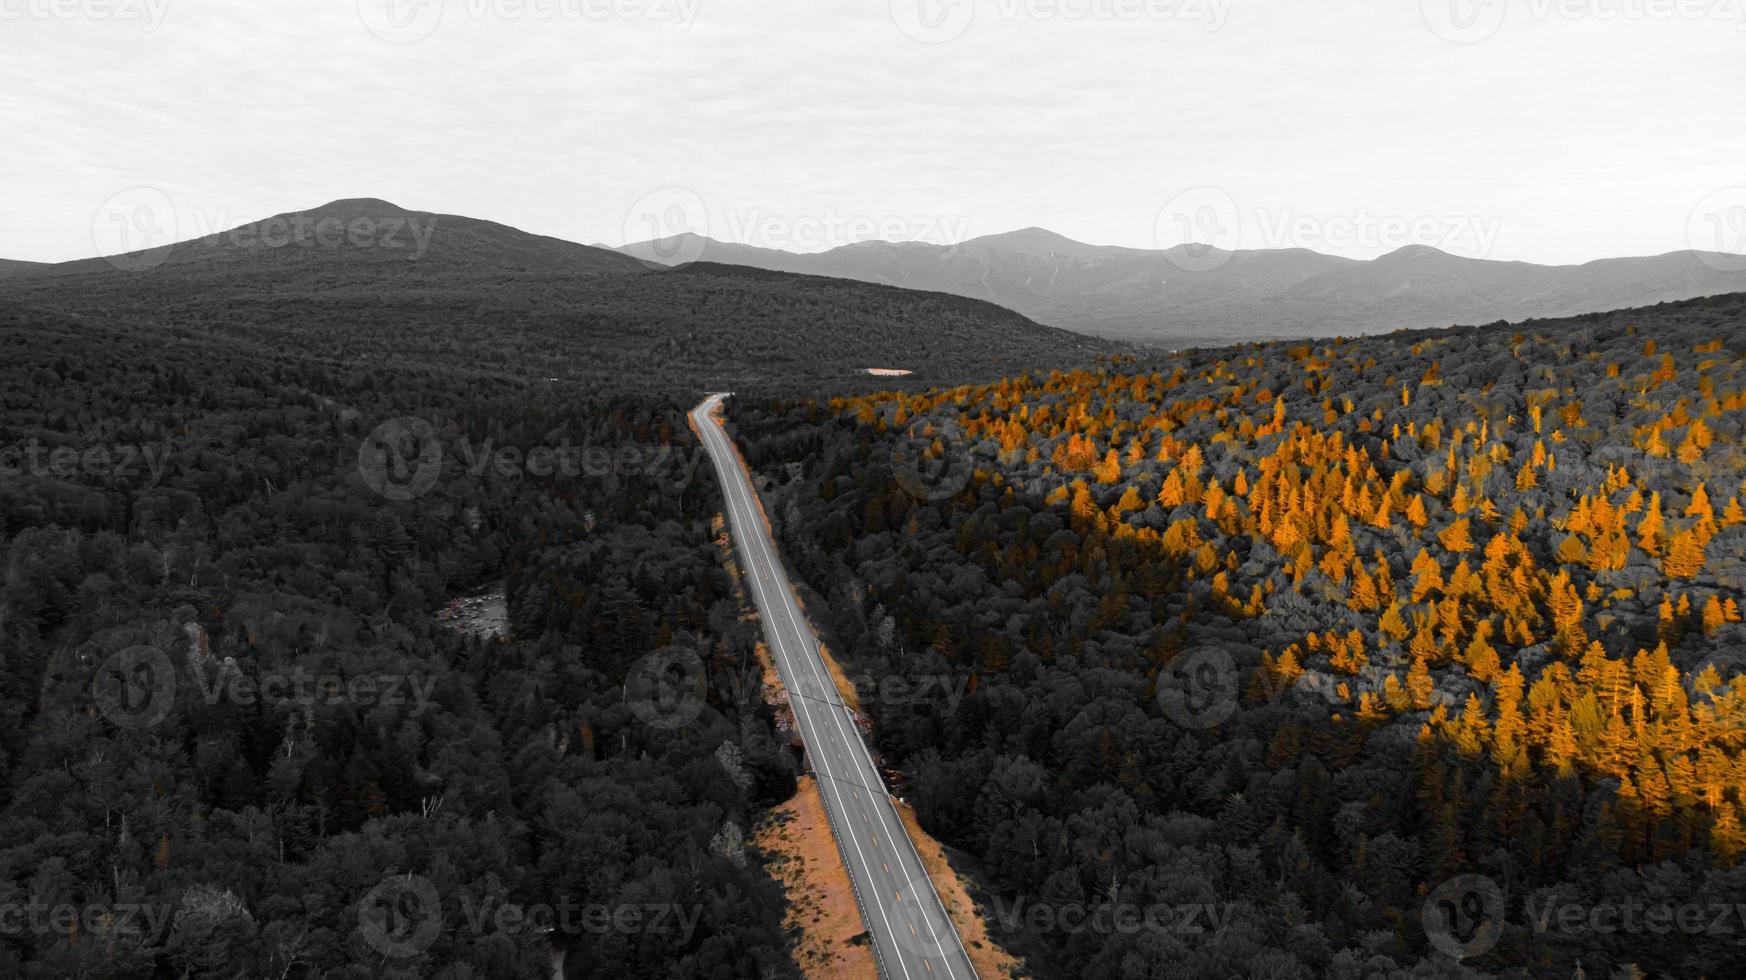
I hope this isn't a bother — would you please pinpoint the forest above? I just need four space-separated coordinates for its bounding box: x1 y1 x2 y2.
730 293 1746 979
4 266 1745 978
0 299 808 978
0 256 1110 393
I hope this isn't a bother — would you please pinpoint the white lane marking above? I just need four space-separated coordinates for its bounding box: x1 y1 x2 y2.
694 403 918 980
701 403 968 978
698 399 969 975
702 400 966 975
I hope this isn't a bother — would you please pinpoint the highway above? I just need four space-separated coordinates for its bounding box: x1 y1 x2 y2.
690 393 978 980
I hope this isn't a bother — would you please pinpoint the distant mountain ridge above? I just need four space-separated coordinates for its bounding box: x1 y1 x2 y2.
617 228 1746 346
0 199 1111 390
16 198 1743 351
38 198 647 279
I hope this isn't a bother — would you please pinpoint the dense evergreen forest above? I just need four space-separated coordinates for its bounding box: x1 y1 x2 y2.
0 301 806 978
732 294 1746 980
5 254 1743 979
0 244 1112 394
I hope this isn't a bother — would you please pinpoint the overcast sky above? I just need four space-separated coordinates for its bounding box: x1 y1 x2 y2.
3 0 1743 264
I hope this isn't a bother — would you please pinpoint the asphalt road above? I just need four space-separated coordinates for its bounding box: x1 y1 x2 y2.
691 393 978 980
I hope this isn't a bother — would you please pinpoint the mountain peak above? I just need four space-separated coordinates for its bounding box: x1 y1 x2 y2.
1377 243 1453 262
46 197 644 277
317 196 405 210
290 198 417 221
977 227 1088 250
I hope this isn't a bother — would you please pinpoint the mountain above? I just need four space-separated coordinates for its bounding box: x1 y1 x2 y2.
617 230 1746 346
29 198 648 280
0 258 47 278
0 200 1113 391
617 234 806 272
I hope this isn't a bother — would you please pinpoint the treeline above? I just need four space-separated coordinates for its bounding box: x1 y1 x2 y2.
0 304 798 978
732 295 1746 979
0 255 1112 393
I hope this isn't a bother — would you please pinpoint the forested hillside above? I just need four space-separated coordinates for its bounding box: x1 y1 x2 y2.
731 293 1746 979
0 200 1112 392
0 304 800 977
